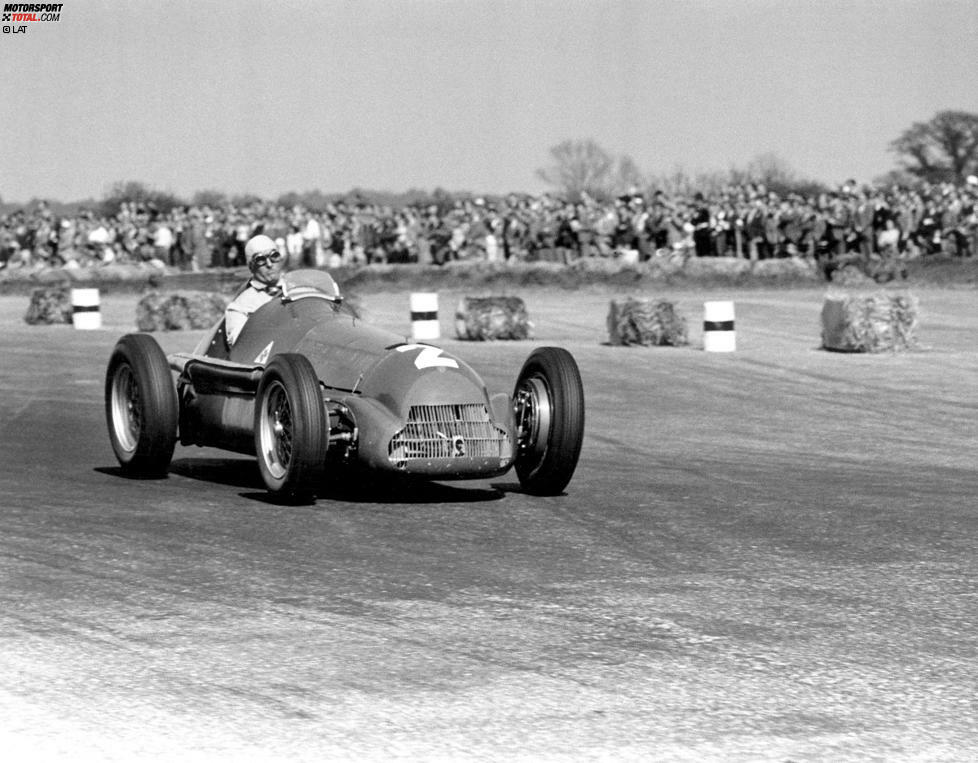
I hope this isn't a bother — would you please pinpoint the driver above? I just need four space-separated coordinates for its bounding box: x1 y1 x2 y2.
225 234 286 346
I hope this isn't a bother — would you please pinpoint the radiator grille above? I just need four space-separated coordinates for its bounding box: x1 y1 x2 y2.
389 403 506 462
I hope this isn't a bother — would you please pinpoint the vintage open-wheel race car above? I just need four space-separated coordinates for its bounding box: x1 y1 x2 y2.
104 270 585 502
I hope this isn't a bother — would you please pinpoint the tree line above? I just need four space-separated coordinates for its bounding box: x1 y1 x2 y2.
3 110 975 214
537 111 978 202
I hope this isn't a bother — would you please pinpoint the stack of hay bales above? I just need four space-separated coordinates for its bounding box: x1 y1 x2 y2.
830 263 875 286
751 256 820 282
607 298 688 347
683 256 751 280
821 291 919 352
137 290 228 332
455 296 531 341
24 286 73 325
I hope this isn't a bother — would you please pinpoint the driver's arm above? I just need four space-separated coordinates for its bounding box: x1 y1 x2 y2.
225 286 276 346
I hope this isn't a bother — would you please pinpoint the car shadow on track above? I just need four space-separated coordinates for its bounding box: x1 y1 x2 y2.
311 478 505 505
96 462 262 487
94 466 168 482
160 457 506 506
488 481 555 496
167 457 266 489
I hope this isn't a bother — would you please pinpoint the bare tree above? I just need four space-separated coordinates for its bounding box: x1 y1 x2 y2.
100 181 183 217
646 166 695 198
890 110 978 183
191 189 228 208
537 139 615 201
613 155 647 196
745 152 798 190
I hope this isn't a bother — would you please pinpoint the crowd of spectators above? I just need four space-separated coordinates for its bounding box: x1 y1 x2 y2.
2 177 976 274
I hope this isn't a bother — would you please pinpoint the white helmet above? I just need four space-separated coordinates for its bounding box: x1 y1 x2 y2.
244 234 279 263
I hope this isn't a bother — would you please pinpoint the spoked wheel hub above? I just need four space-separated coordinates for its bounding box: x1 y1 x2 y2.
110 364 142 453
514 376 553 463
258 381 294 480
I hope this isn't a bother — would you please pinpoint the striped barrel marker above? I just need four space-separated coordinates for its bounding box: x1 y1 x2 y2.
410 292 440 340
71 288 102 330
703 300 735 352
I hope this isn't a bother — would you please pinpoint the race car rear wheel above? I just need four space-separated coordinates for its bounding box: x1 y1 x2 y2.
105 333 178 477
513 346 585 496
254 353 328 501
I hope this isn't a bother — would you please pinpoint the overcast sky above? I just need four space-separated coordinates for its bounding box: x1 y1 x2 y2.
1 0 976 203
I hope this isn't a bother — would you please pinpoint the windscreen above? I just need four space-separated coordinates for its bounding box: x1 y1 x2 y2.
281 269 342 299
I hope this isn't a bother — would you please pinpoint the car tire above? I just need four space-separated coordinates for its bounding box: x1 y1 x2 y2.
253 353 328 501
105 333 179 477
512 346 585 496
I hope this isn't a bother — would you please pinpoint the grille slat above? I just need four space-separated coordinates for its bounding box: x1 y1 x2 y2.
389 403 507 462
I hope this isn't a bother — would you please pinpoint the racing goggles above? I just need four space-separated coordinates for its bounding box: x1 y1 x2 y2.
251 250 283 268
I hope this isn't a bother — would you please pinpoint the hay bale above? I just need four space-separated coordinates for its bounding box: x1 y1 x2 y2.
821 291 919 353
135 292 167 331
454 296 531 340
608 298 688 347
24 287 73 325
136 290 228 331
831 263 874 286
683 256 752 279
751 256 820 281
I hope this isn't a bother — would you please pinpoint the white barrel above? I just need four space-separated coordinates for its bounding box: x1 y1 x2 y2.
71 288 102 330
703 300 735 352
410 292 440 340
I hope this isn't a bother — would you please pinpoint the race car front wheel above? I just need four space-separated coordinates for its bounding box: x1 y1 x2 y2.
254 354 328 502
513 347 585 496
105 333 179 477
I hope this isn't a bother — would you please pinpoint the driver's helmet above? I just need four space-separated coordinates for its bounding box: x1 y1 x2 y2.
244 234 280 264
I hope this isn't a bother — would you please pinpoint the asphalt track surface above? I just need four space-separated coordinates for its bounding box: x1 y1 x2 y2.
1 285 977 761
